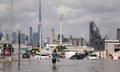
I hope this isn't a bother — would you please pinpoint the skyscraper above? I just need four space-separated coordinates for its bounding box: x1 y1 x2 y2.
117 28 120 40
20 33 26 44
89 21 104 51
12 32 17 43
29 27 32 45
32 32 39 47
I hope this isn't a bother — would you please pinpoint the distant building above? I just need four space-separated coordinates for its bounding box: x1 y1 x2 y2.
6 33 9 41
0 32 3 40
69 37 87 46
29 27 32 45
32 32 39 47
57 34 88 47
104 40 120 60
89 21 104 51
117 28 120 40
50 29 55 43
20 33 26 44
70 38 81 46
12 32 17 43
25 35 29 44
57 34 64 42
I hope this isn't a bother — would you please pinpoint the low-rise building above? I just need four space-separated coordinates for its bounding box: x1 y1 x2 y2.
104 40 120 60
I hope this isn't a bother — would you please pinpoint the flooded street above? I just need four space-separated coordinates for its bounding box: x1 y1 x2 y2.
0 59 120 72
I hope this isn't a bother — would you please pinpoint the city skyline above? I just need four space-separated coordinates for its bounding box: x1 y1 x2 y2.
0 0 120 41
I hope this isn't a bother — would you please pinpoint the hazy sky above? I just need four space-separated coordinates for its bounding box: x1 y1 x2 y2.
0 0 120 40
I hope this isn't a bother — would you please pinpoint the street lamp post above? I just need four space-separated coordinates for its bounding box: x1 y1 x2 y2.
39 24 42 49
39 0 42 49
18 31 21 70
10 0 13 44
59 14 63 45
8 0 13 61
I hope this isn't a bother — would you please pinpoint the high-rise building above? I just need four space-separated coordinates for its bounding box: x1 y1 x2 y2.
89 21 104 51
25 35 29 44
50 29 55 43
57 34 64 42
29 27 32 45
12 32 17 43
0 32 3 40
32 32 39 47
117 28 120 40
6 33 9 41
20 33 26 44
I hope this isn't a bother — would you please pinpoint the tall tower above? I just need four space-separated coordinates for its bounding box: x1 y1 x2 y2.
59 14 63 45
89 21 95 47
50 29 55 43
9 0 13 44
38 0 42 48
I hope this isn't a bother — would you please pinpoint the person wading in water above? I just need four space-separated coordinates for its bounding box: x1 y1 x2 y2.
52 49 58 65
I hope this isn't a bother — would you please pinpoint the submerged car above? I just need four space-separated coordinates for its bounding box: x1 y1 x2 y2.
87 54 99 60
34 54 50 60
69 53 87 60
22 52 30 59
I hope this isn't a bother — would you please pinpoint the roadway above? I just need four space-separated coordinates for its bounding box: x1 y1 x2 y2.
0 59 120 72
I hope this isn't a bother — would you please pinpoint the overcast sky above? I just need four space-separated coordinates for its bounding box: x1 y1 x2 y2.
0 0 120 40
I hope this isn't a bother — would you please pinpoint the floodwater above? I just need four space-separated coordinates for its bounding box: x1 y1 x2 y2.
0 59 120 72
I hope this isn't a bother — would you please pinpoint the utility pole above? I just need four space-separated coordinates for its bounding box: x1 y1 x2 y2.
39 0 42 49
8 0 13 61
10 0 13 44
59 14 63 45
18 31 21 70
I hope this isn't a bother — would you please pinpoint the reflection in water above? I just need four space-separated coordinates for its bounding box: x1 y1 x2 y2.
3 62 7 72
52 64 59 72
0 68 5 72
52 64 56 70
2 62 12 72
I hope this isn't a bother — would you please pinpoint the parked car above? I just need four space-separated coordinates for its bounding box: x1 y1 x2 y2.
69 53 87 60
22 52 30 59
87 54 99 60
34 54 50 60
39 54 50 59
